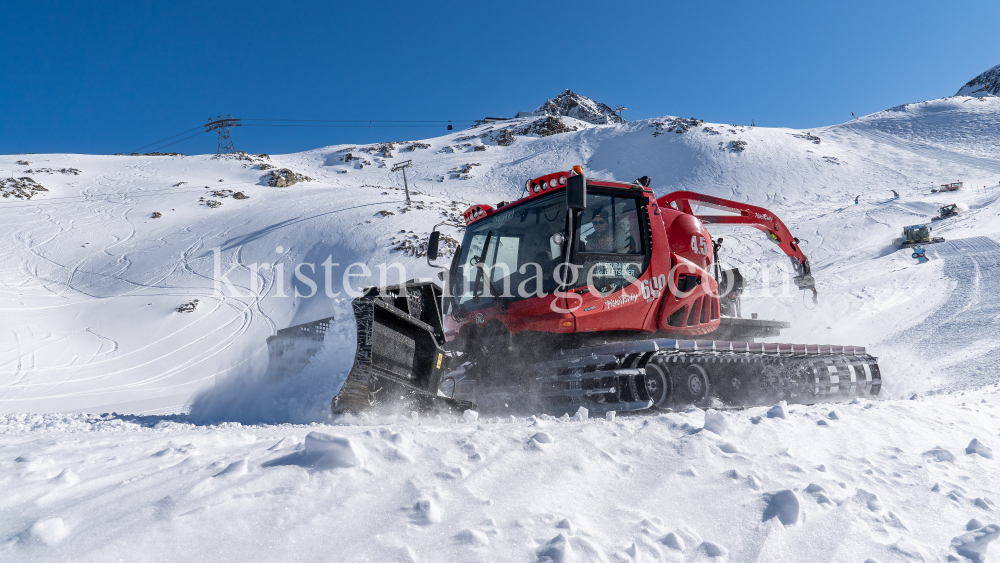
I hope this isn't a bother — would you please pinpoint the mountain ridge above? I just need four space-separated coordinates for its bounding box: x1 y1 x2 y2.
956 63 1000 96
531 89 625 124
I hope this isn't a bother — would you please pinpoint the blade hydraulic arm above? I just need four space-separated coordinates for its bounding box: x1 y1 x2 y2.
657 191 817 300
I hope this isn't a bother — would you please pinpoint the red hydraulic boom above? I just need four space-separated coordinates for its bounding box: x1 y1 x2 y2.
658 191 817 298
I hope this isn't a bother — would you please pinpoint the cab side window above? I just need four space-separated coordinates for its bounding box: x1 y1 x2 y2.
577 194 647 296
581 195 642 255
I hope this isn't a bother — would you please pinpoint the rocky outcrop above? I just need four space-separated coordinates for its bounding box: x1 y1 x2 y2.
1 177 48 199
265 169 312 187
534 89 625 124
957 63 1000 96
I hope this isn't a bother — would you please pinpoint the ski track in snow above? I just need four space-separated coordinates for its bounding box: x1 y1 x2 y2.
2 95 1000 561
881 237 1000 394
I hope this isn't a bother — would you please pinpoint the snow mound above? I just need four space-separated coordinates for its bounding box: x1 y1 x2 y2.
766 401 788 419
412 498 442 525
454 528 489 546
304 432 365 469
29 518 69 546
762 489 800 526
967 438 994 459
703 411 728 435
215 458 248 477
951 524 1000 563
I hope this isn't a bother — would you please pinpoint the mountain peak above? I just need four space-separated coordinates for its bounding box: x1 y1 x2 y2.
956 64 1000 97
532 89 625 124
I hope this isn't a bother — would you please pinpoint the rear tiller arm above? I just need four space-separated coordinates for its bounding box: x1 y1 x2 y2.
657 191 818 296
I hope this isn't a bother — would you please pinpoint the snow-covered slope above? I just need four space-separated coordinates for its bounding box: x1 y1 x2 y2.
4 98 1000 414
3 94 1000 561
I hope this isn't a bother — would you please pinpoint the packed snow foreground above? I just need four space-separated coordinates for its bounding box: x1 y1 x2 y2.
3 89 1000 561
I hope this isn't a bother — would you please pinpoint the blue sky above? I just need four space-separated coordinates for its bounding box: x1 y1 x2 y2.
3 0 998 155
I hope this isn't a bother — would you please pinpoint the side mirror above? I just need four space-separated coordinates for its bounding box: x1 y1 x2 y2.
427 231 441 261
566 174 586 211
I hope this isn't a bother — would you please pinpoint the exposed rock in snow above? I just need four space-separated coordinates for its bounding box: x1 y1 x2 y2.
533 89 624 124
1 176 48 199
957 63 1000 97
24 167 81 175
265 168 312 187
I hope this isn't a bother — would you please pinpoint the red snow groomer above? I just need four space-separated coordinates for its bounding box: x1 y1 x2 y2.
932 181 963 193
269 169 881 415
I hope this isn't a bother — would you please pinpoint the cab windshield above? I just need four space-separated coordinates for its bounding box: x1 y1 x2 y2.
452 193 567 310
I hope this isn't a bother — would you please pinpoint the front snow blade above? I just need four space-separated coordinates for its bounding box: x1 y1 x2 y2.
333 282 470 415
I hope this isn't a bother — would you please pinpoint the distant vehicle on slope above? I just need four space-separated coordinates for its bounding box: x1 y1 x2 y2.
932 181 963 193
931 203 960 221
899 224 945 249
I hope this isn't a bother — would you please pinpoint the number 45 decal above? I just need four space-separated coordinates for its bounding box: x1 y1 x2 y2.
690 235 708 255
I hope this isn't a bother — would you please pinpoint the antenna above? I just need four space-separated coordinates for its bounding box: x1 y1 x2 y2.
204 114 242 154
391 159 414 205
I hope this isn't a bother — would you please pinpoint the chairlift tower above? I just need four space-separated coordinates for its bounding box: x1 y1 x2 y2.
205 114 242 154
391 160 414 205
613 105 627 123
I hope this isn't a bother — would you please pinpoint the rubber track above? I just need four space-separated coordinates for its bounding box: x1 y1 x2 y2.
520 338 880 411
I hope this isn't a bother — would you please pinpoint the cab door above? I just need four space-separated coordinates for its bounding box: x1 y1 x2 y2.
570 192 659 332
